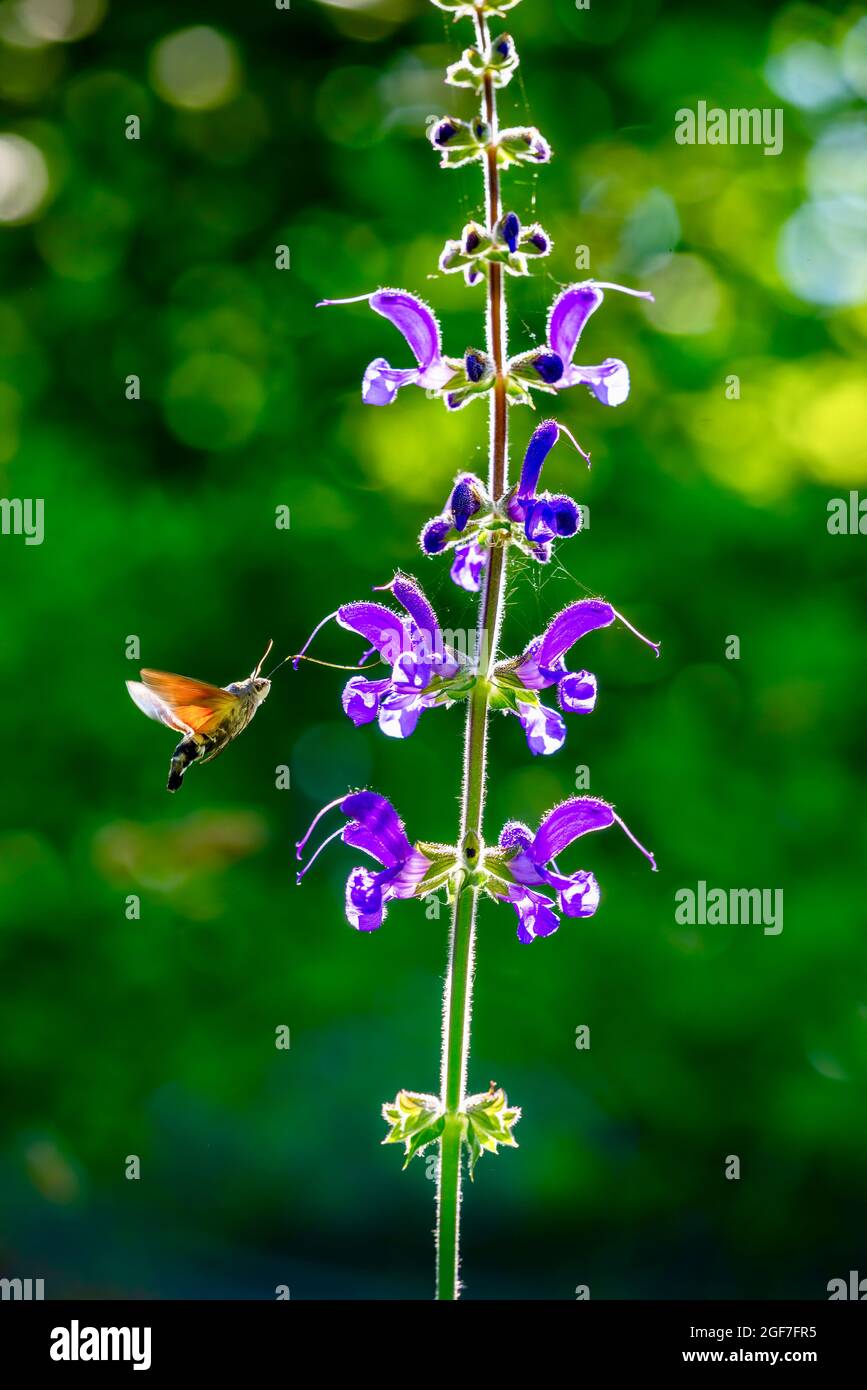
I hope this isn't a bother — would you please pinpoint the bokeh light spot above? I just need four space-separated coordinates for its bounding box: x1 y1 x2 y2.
764 39 848 111
163 353 265 451
18 0 106 45
150 26 241 112
778 199 867 307
841 16 867 99
316 65 383 147
0 132 49 222
642 254 721 335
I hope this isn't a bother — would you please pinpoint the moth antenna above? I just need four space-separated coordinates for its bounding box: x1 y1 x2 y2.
252 638 274 678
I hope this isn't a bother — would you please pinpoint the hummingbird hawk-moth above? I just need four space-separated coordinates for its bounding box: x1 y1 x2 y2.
126 640 283 791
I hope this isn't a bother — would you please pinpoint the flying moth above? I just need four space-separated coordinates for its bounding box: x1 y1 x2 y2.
126 641 284 791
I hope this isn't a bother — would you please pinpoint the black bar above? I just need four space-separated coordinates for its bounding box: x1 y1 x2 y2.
1 1299 864 1374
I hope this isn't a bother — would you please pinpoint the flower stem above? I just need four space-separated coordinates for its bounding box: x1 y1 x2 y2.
435 4 509 1301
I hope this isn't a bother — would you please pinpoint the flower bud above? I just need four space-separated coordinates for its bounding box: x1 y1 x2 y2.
487 32 520 88
532 352 564 384
506 347 564 403
465 349 488 384
450 477 483 531
521 222 551 257
420 517 451 555
494 210 521 254
497 125 552 168
429 115 490 168
442 349 496 410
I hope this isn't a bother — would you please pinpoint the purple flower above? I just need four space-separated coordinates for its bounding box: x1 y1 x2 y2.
296 791 438 931
492 797 657 942
317 288 457 407
294 574 470 740
493 599 660 755
545 280 654 407
506 419 590 552
499 210 520 253
295 788 656 944
450 539 487 592
419 420 590 592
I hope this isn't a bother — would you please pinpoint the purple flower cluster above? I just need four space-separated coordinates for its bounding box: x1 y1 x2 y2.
301 93 658 942
294 575 472 741
318 278 653 413
297 576 657 758
420 417 590 592
296 790 655 943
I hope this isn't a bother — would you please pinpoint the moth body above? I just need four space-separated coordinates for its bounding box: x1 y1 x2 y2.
126 652 273 792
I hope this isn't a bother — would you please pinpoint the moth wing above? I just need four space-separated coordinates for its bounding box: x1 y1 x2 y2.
134 670 239 735
126 680 193 734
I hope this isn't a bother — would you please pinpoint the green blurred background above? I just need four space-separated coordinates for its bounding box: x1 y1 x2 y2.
1 0 865 1300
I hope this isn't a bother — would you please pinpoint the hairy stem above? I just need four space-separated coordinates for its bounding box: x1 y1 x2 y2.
435 5 509 1301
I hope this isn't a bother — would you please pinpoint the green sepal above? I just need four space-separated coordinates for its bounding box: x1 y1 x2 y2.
519 222 552 257
486 679 528 713
439 350 496 409
432 0 522 19
504 375 535 407
439 222 492 275
445 46 487 90
464 1086 521 1178
506 348 561 401
496 126 551 169
382 1089 445 1167
414 843 460 896
429 116 490 170
446 34 519 92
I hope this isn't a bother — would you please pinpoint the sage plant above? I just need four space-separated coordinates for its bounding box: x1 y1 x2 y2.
296 0 659 1300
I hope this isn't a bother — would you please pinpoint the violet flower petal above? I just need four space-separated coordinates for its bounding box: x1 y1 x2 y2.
451 540 487 592
378 693 424 740
516 697 567 756
558 870 601 918
340 790 415 868
562 357 630 406
549 495 581 536
547 283 606 363
368 289 440 368
342 675 390 726
557 670 598 714
337 601 407 664
345 866 387 931
388 575 441 650
506 886 560 943
518 419 560 495
362 360 420 406
531 797 616 864
536 599 616 667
